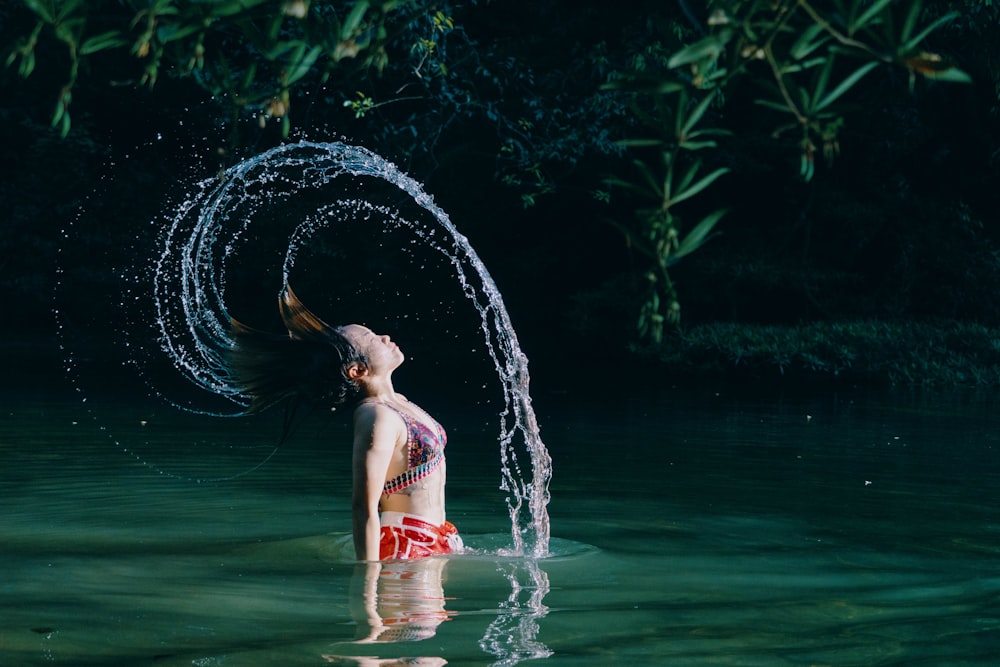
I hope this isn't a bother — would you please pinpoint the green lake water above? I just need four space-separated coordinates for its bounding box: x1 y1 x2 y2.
2 385 998 665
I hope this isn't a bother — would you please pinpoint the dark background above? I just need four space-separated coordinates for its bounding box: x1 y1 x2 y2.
3 0 1000 396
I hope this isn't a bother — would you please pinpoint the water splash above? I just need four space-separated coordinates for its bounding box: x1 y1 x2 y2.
480 560 553 665
154 140 552 557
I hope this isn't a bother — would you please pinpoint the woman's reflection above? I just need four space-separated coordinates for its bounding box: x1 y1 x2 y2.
355 558 453 643
322 557 452 665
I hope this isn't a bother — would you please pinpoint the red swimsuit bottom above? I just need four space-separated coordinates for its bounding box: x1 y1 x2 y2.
379 512 463 560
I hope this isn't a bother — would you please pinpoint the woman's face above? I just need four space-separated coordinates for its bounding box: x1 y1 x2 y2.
340 324 405 375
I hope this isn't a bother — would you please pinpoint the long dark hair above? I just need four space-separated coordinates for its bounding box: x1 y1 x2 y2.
225 285 365 414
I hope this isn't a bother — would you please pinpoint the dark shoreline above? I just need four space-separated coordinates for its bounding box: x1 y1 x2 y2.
7 318 1000 401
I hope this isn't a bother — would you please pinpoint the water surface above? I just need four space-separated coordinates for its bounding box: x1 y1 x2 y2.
2 385 998 665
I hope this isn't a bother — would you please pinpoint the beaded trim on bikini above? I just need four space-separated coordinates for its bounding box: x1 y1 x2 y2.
383 459 441 494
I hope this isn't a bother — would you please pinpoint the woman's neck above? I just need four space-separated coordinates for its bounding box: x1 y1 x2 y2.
360 375 396 402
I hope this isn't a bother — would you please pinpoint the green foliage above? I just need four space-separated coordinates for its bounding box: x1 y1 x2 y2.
602 0 970 341
4 0 415 137
601 89 731 342
641 320 1000 387
3 0 994 369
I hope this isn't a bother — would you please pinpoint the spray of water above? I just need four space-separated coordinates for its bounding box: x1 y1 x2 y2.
154 140 552 557
480 560 554 665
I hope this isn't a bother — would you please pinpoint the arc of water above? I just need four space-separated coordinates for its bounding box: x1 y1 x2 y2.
153 141 551 556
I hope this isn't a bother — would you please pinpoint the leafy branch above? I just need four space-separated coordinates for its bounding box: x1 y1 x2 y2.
603 0 970 342
5 0 418 137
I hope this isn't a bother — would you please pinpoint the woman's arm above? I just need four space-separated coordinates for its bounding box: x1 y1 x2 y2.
351 404 398 561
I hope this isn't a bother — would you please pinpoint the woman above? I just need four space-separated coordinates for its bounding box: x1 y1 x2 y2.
227 285 461 561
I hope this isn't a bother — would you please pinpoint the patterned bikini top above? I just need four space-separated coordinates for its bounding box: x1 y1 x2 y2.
382 403 447 496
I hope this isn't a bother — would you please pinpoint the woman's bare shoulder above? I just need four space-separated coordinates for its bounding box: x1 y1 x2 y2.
353 400 402 428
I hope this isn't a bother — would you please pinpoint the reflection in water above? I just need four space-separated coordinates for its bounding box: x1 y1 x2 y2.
321 552 552 667
480 559 553 666
323 558 453 665
355 560 453 643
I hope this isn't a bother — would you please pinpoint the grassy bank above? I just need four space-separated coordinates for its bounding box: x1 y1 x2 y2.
635 320 1000 388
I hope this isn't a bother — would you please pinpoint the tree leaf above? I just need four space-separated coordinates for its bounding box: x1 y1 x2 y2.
285 45 322 85
342 0 371 39
603 176 656 200
851 0 893 33
265 40 299 61
615 138 666 148
675 159 702 195
54 18 85 44
672 208 727 261
780 56 828 75
679 139 718 151
19 51 36 77
156 23 202 44
210 0 266 18
50 99 64 127
601 77 684 95
680 91 717 139
900 0 923 45
684 128 732 139
815 61 879 111
22 0 54 22
809 57 835 114
54 0 82 22
754 98 799 114
667 34 726 69
670 167 729 206
80 31 129 55
633 158 664 198
916 64 972 83
796 85 811 113
902 11 958 53
789 23 827 60
59 109 71 138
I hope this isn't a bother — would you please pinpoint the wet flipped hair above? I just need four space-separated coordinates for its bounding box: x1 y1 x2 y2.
225 321 366 414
